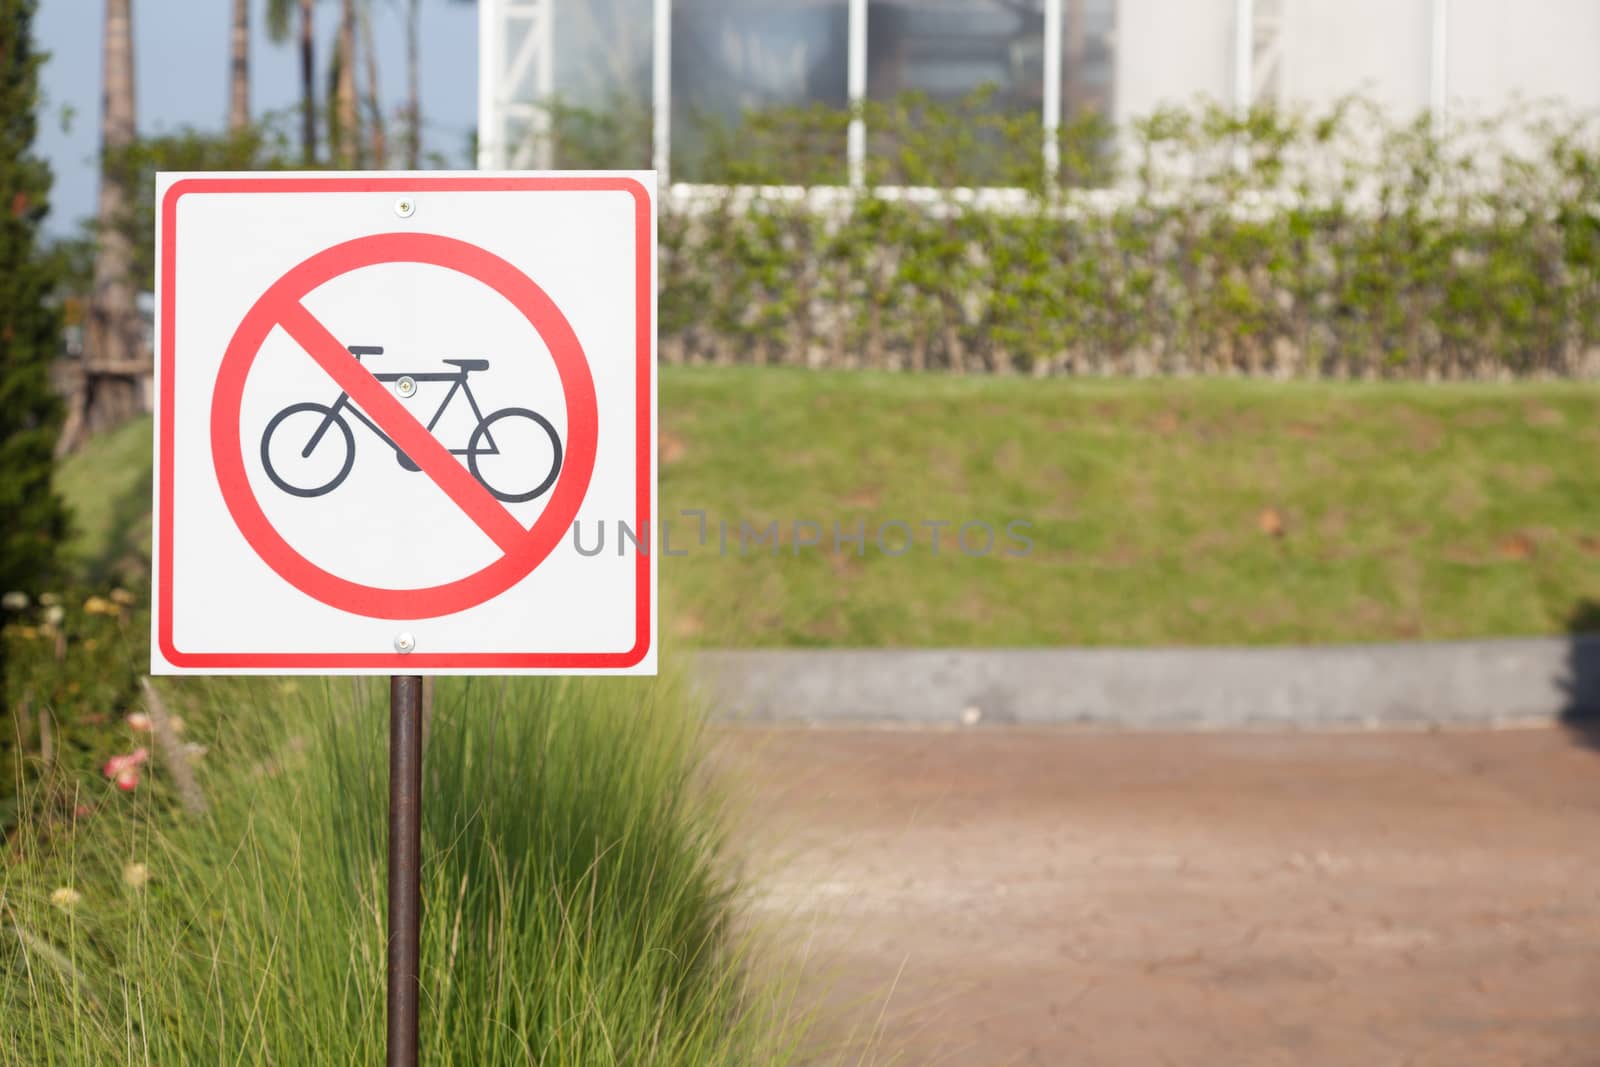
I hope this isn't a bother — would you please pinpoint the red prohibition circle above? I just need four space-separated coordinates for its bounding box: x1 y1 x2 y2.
211 232 598 620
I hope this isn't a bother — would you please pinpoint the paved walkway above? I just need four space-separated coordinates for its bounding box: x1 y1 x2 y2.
723 725 1600 1066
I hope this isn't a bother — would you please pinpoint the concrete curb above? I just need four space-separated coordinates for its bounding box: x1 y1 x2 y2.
696 636 1600 728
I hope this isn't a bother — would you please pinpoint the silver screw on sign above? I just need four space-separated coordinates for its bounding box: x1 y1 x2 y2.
394 197 416 218
394 632 416 654
395 375 417 398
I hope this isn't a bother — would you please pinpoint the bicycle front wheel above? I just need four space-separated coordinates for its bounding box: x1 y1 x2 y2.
261 402 356 498
467 408 563 503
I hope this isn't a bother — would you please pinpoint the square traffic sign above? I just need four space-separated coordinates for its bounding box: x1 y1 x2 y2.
152 173 656 674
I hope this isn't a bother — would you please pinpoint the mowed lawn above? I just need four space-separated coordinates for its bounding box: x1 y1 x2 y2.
62 369 1600 647
658 369 1600 647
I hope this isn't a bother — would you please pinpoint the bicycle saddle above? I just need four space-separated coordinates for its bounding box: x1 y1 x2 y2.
443 358 489 371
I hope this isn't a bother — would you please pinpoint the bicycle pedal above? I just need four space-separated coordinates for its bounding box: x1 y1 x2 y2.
396 452 421 472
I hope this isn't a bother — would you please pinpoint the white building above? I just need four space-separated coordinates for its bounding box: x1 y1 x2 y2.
478 1 1600 182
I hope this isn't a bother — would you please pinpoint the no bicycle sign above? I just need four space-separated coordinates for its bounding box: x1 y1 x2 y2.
152 173 657 675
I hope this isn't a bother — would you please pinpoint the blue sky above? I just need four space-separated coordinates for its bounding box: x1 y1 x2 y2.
36 0 480 235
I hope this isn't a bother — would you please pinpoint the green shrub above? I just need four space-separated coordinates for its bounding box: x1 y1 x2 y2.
0 0 69 741
0 589 147 832
98 118 315 294
554 90 1600 378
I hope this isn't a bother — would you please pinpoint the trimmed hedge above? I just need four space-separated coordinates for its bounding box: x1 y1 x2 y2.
572 93 1600 378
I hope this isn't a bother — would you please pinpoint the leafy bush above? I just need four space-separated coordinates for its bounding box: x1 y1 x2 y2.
556 90 1600 378
5 414 160 833
98 118 316 293
0 0 69 742
0 588 147 832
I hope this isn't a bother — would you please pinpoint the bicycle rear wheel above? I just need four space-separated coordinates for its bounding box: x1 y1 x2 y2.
467 408 562 503
261 402 356 498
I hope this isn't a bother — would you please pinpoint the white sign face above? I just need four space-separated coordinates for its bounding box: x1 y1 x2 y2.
152 172 656 675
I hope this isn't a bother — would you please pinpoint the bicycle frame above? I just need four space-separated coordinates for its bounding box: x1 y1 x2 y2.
299 369 502 460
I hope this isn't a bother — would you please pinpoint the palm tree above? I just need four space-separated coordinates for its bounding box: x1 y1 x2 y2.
358 0 387 165
267 0 317 162
65 0 144 449
331 0 359 166
228 0 249 131
406 0 420 168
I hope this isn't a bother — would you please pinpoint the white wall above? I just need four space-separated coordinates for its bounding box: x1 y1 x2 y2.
1280 0 1431 113
1447 0 1600 115
1113 0 1235 124
1115 0 1600 123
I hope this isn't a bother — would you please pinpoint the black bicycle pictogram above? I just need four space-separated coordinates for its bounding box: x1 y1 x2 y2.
260 345 563 503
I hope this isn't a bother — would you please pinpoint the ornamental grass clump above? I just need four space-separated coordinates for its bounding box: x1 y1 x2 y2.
1 673 806 1066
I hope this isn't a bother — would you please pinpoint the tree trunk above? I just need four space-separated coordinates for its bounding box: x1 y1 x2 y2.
334 0 358 167
299 0 315 162
406 0 420 169
66 0 143 452
228 0 249 132
358 0 386 166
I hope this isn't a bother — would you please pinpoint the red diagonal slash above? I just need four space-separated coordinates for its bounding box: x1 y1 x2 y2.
276 299 529 554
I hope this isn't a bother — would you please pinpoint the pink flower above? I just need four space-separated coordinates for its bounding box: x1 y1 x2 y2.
115 769 140 791
102 747 149 779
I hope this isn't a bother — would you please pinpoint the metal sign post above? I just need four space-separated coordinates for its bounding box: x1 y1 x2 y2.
388 675 423 1067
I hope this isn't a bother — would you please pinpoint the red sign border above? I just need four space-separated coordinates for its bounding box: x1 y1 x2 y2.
156 176 653 671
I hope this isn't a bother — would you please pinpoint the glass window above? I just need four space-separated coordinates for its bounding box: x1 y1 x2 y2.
547 0 654 169
864 0 1116 185
864 0 1044 184
865 0 1114 115
867 1 1042 111
1061 0 1115 121
671 0 852 183
1057 0 1116 186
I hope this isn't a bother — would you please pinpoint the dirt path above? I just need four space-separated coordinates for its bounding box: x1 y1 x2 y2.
721 725 1600 1066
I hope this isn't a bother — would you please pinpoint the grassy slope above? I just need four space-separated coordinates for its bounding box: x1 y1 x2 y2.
660 369 1600 646
63 371 1600 647
54 414 152 586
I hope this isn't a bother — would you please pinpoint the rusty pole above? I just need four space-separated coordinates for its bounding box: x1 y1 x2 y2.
388 675 423 1066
